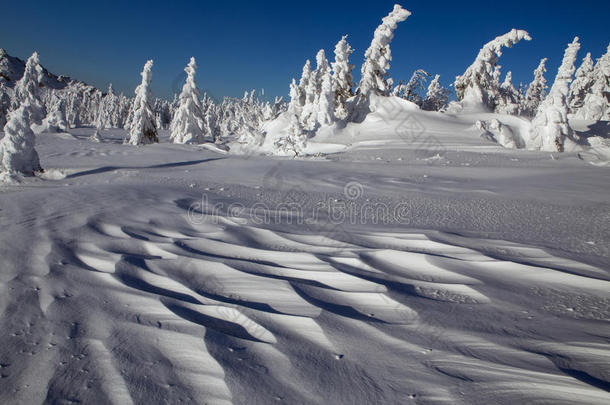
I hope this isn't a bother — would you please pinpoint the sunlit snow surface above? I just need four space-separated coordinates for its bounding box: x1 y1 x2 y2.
0 122 609 404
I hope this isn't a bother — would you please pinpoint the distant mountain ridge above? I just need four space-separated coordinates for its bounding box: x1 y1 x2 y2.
0 48 95 91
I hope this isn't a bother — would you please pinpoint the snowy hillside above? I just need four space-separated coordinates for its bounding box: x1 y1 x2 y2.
1 2 610 404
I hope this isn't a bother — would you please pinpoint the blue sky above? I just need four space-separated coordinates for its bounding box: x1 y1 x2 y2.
2 0 608 100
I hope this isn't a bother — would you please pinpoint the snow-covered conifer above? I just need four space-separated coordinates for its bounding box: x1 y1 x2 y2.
455 29 531 110
523 58 548 116
422 74 450 111
274 113 307 156
496 71 521 114
393 69 429 106
568 53 595 112
67 90 81 128
0 101 42 176
530 37 580 152
102 84 121 128
331 35 354 120
170 57 206 144
578 45 610 121
297 60 312 107
358 5 411 98
287 78 301 114
272 96 286 118
41 97 69 133
128 60 158 145
116 93 131 129
317 70 335 125
314 50 331 89
12 52 46 124
301 50 330 130
0 84 10 130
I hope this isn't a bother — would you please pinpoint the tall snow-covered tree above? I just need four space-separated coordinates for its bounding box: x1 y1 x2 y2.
0 101 42 176
102 84 121 128
170 57 206 144
358 4 411 98
118 93 131 128
287 78 301 114
154 98 172 130
496 71 521 114
314 50 331 90
331 35 354 120
530 37 580 152
301 50 330 130
297 60 312 108
523 58 548 116
568 53 595 112
578 45 610 121
12 52 46 124
0 83 10 130
127 60 158 145
317 70 335 125
455 29 531 110
422 74 450 111
65 89 82 128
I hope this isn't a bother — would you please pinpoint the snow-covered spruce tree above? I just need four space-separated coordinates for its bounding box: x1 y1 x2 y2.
170 57 206 144
154 98 172 130
274 113 307 156
102 84 121 128
204 103 220 142
496 71 521 114
331 35 354 120
523 58 548 116
422 74 450 111
128 60 158 145
393 69 429 106
0 83 10 130
530 37 580 152
300 61 317 130
568 53 595 112
41 97 69 133
272 96 286 117
455 29 531 110
314 51 330 87
358 4 411 98
12 52 46 125
579 45 610 121
118 93 132 129
0 101 42 176
66 90 82 128
301 50 331 130
297 60 312 107
287 78 302 114
94 99 106 130
317 70 335 125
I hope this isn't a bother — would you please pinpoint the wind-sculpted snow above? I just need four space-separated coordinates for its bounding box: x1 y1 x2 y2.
1 183 609 403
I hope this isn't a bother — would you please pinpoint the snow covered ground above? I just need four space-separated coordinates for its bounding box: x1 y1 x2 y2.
1 109 609 404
